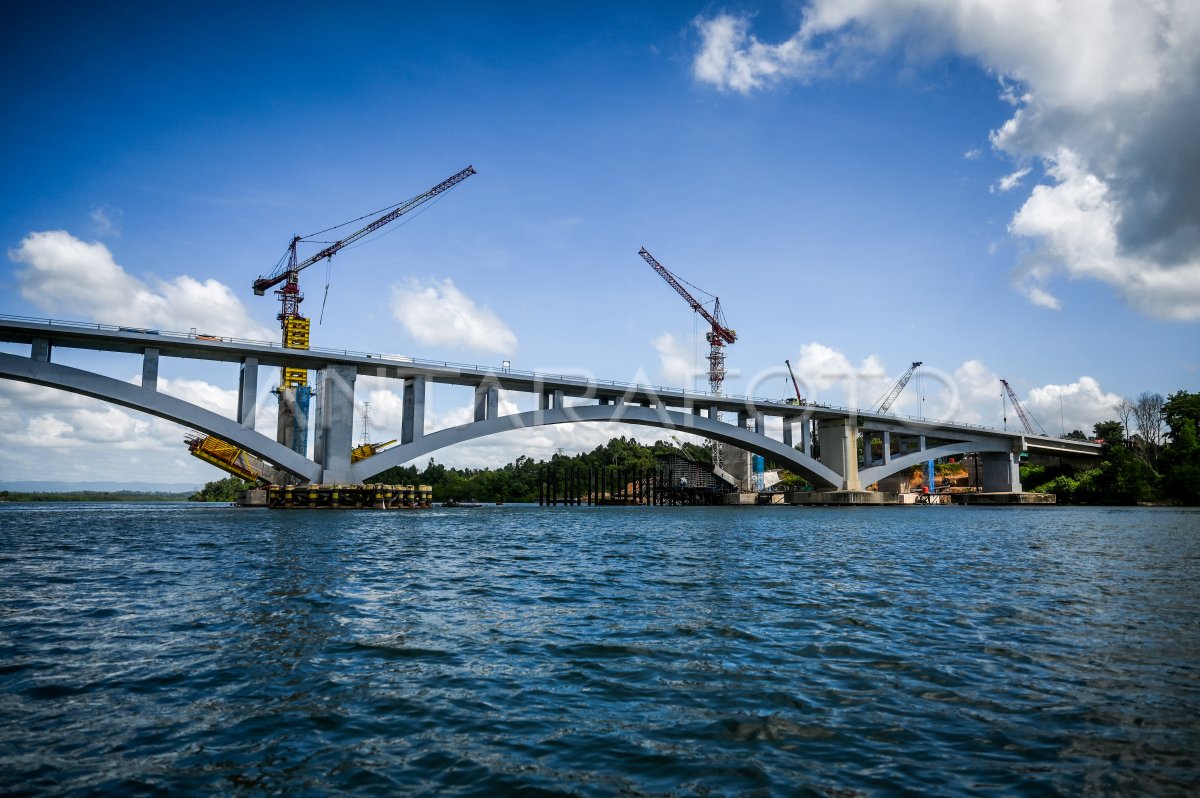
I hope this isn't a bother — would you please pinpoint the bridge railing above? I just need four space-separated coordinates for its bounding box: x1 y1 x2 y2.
1 312 1032 438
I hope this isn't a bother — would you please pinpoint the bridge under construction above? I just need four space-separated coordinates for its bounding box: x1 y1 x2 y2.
0 315 1102 498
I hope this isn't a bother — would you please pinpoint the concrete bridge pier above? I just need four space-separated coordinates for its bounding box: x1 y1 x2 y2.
819 418 861 491
314 364 357 484
981 450 1022 493
474 382 500 421
237 357 257 430
401 376 426 443
141 348 159 391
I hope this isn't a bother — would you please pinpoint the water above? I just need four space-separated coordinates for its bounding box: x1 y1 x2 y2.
1 503 1197 796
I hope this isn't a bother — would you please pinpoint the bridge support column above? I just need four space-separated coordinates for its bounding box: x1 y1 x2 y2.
882 430 891 465
782 417 793 447
474 384 499 421
315 364 356 484
237 357 257 430
402 376 426 444
801 420 812 457
819 418 861 491
32 338 51 363
981 451 1021 493
141 348 159 391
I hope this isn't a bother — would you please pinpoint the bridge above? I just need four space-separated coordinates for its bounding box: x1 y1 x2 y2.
0 316 1102 493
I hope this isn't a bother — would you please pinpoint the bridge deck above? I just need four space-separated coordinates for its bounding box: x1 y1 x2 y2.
0 314 1103 459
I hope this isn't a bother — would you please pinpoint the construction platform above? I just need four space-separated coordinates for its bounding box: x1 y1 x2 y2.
237 484 433 509
786 490 900 506
951 492 1056 505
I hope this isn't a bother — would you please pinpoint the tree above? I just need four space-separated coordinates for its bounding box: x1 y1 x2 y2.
1160 391 1200 504
1092 420 1124 444
1162 391 1200 443
1116 396 1137 441
190 476 255 502
1133 392 1165 467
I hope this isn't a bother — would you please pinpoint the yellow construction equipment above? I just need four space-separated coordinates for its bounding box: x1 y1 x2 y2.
351 439 397 463
185 434 272 484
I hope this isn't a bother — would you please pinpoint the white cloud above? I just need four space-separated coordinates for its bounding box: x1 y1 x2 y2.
994 166 1030 192
789 341 887 407
652 332 702 389
692 1 1200 321
1026 376 1121 436
390 277 517 355
90 206 123 237
692 13 819 92
9 230 273 339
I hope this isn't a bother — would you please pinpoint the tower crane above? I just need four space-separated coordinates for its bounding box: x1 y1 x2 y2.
873 361 922 414
638 247 736 469
1000 378 1045 435
251 165 476 457
637 247 736 397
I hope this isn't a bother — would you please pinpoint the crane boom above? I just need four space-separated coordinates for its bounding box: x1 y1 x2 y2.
875 361 922 414
785 359 805 404
253 165 476 295
637 248 735 344
1000 378 1044 435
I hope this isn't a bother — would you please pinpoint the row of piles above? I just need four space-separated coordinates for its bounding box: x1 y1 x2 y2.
539 465 718 506
264 483 433 509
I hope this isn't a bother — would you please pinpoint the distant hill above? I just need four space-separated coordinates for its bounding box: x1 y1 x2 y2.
1 480 201 493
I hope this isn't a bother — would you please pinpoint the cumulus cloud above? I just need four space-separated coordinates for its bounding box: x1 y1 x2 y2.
790 341 887 406
390 277 517 355
692 13 819 91
1026 376 1122 436
692 1 1200 321
652 332 702 389
9 230 272 339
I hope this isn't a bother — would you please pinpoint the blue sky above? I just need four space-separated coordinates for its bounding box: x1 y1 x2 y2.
2 1 1198 484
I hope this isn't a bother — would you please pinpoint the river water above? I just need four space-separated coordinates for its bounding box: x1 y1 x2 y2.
1 503 1197 796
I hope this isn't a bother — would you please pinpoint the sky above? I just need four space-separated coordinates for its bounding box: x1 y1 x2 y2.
2 1 1198 486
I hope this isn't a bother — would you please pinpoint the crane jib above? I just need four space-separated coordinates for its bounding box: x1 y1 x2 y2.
251 165 476 293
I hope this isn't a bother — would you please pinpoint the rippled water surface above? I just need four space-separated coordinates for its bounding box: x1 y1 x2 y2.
2 503 1198 796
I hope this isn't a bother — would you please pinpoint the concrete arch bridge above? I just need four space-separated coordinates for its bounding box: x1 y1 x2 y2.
0 317 1101 493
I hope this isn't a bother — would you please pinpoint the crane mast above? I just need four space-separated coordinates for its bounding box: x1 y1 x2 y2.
875 361 922 414
254 165 476 458
1000 379 1044 435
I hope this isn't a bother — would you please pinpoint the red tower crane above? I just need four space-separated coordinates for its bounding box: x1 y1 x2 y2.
638 247 736 397
251 165 476 457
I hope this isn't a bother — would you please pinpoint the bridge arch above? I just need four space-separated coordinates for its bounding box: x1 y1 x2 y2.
0 352 321 482
858 439 1012 487
353 404 843 488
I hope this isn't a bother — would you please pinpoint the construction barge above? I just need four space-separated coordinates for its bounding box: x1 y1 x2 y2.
237 483 433 509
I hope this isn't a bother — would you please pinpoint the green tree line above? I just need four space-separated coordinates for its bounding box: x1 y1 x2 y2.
1024 389 1200 505
0 490 191 503
366 435 712 503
